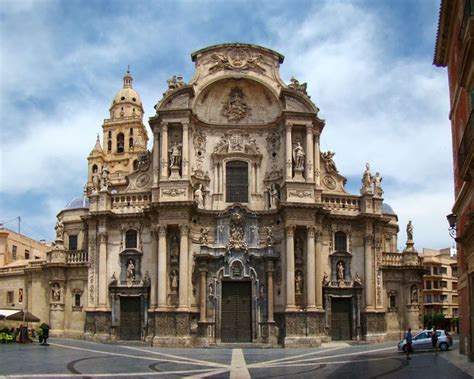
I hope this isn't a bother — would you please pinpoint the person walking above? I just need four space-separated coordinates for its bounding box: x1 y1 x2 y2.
431 328 439 355
405 327 413 360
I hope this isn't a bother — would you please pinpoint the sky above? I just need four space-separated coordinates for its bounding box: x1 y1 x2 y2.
0 0 454 251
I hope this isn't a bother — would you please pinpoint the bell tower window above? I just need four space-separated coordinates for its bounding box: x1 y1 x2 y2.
129 137 134 148
117 133 125 153
226 160 248 203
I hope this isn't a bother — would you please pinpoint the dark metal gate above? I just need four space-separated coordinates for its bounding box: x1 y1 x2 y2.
221 281 252 342
120 297 142 340
331 298 352 340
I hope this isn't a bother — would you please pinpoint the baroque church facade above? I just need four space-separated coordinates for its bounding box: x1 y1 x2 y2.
8 44 425 346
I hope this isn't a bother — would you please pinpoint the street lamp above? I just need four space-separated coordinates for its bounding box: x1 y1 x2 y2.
446 213 457 240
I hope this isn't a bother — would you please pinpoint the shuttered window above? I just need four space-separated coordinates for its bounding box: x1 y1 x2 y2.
226 161 248 203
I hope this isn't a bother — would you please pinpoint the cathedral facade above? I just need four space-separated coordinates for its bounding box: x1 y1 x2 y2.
4 44 425 347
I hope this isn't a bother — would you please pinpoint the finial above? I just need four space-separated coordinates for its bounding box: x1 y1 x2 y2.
96 133 100 142
127 64 130 74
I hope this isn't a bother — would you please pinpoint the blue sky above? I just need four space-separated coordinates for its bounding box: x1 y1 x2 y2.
0 0 453 251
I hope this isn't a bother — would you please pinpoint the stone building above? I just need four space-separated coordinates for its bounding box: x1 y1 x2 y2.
0 43 424 346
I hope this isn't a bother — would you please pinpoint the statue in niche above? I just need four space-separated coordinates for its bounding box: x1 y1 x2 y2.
100 163 110 190
169 142 182 168
321 151 338 173
51 283 61 302
268 184 279 209
227 212 248 251
194 184 204 208
411 285 418 304
259 283 265 298
208 282 214 298
264 226 274 246
170 270 178 293
199 227 210 244
55 219 64 241
292 142 305 170
372 172 383 197
92 170 101 192
126 259 136 286
322 272 329 286
295 271 304 295
170 235 179 264
361 163 373 195
337 261 345 281
353 272 362 287
406 220 414 241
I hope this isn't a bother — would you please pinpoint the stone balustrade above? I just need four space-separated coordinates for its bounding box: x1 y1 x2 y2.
67 250 89 264
112 193 150 213
321 195 360 212
382 252 403 266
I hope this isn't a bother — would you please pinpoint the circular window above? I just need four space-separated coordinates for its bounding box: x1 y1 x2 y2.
121 96 125 101
132 97 136 102
272 152 276 157
197 151 202 156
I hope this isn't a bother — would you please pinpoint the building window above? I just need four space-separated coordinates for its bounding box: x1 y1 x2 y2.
92 164 98 174
433 295 440 302
433 281 439 289
433 266 439 275
125 229 138 249
441 294 448 302
441 280 447 288
452 267 458 277
389 294 396 309
426 280 432 289
334 231 347 251
75 293 81 307
25 250 30 260
130 128 133 135
117 133 125 153
440 267 447 275
69 235 78 250
226 161 248 203
453 308 459 317
453 282 458 290
426 295 432 303
7 291 14 304
453 296 458 304
108 140 112 152
18 288 23 303
133 159 139 171
12 245 17 260
129 137 134 148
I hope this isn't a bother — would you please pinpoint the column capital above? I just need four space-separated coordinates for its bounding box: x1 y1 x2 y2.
265 260 275 272
161 122 168 131
364 234 374 245
180 224 189 236
181 121 189 130
286 225 296 236
307 225 316 237
98 232 108 243
306 125 314 133
285 123 293 130
158 225 167 236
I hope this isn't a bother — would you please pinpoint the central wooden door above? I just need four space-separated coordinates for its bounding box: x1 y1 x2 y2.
120 297 142 340
331 297 352 340
221 281 252 342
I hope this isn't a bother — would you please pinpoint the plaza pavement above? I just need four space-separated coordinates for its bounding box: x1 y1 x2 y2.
0 338 472 378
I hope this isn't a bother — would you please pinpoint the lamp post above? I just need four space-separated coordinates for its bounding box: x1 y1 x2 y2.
446 213 457 240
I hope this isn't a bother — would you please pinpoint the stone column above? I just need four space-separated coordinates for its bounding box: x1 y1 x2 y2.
305 126 314 182
199 268 207 322
98 232 108 307
314 132 321 187
157 225 167 309
306 226 316 310
182 122 189 179
285 225 296 311
213 163 219 193
315 228 323 309
364 234 374 309
150 227 158 309
152 130 160 186
178 225 189 311
285 124 293 180
266 261 275 322
160 123 168 180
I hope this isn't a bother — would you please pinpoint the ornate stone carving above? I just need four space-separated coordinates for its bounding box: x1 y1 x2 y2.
161 188 186 197
194 184 204 208
361 163 373 195
322 272 329 286
263 167 283 184
373 172 383 197
51 282 61 302
212 132 262 164
266 130 281 158
267 184 280 209
55 219 64 241
353 272 362 287
322 175 337 190
166 74 185 93
288 77 308 95
126 259 136 287
406 221 414 242
264 226 274 246
227 212 248 251
295 270 304 295
292 142 305 171
169 142 182 169
193 129 207 160
321 151 338 173
221 87 250 123
410 285 419 304
289 189 312 198
199 227 210 244
135 151 151 172
208 47 266 74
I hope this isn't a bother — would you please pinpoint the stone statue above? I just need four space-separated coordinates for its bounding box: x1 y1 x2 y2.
170 270 178 293
109 272 117 286
100 163 110 190
222 87 249 122
361 163 373 195
200 227 210 244
92 170 100 192
407 220 414 241
288 77 308 94
353 272 362 286
292 142 305 170
227 212 247 251
321 151 338 173
142 271 150 286
337 261 344 281
55 219 64 241
264 226 274 246
373 172 383 197
322 272 329 286
166 74 185 91
268 184 279 209
411 285 418 304
259 283 265 298
52 283 61 302
126 259 135 284
169 142 182 168
208 282 214 298
194 184 204 208
295 271 304 295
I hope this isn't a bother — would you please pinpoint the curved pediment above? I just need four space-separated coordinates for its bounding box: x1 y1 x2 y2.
194 78 282 125
281 89 319 114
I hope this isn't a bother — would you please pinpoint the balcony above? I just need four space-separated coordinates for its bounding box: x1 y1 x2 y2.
458 110 474 180
67 250 88 264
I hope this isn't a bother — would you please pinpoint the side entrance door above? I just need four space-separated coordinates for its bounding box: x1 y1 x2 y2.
221 281 252 342
331 297 352 340
120 296 142 340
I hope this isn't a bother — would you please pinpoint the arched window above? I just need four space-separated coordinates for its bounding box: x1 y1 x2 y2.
334 231 347 251
129 137 134 148
129 128 133 135
117 133 125 153
108 140 112 152
125 230 138 249
92 164 98 174
226 160 248 203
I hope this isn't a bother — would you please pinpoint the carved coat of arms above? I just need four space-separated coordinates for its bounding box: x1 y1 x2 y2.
222 87 250 123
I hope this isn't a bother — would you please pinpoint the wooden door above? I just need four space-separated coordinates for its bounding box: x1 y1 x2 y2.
120 297 142 340
221 281 252 342
331 297 352 340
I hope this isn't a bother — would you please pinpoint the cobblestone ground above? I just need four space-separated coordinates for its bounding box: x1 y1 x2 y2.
0 338 472 378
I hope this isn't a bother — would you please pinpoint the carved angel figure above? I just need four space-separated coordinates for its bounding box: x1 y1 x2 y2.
407 221 414 242
200 227 210 244
292 142 305 170
322 272 330 286
321 151 338 173
373 172 383 197
353 272 362 286
52 283 61 302
264 226 274 246
361 163 373 195
55 219 64 241
288 77 308 94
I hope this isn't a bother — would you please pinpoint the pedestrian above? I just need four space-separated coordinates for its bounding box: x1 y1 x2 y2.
431 328 438 355
405 327 413 360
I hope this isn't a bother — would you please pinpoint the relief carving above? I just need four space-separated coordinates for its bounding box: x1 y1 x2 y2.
321 151 338 173
221 87 250 123
208 47 266 74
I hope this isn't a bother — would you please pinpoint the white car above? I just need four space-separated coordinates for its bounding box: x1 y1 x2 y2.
398 329 453 352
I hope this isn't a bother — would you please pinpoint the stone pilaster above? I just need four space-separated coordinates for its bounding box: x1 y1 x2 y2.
314 132 321 187
152 130 160 187
305 126 314 182
306 226 316 310
150 226 158 309
286 225 296 311
98 232 108 307
157 225 167 309
285 124 293 180
199 268 207 322
364 232 374 309
178 225 189 311
160 123 168 180
266 260 275 322
315 227 323 309
182 122 189 179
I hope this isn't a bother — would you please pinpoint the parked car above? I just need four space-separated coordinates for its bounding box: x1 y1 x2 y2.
398 329 453 352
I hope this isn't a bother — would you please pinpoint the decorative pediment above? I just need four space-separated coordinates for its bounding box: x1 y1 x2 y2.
155 86 194 111
211 131 263 165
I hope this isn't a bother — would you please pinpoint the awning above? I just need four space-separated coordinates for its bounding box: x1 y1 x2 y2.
0 309 40 322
